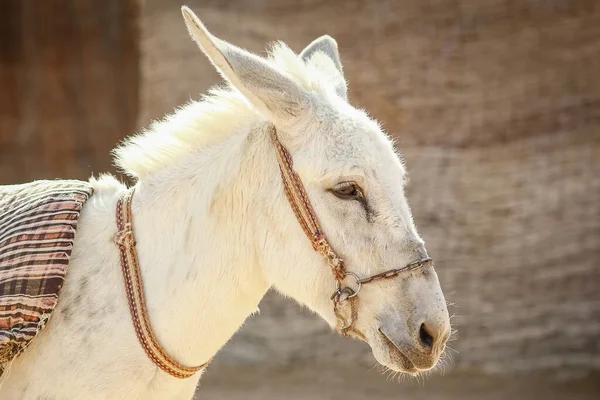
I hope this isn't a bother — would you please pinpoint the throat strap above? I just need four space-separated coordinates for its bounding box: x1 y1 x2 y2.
115 188 210 379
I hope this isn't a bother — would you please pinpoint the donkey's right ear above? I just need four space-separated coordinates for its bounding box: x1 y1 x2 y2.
181 6 311 123
300 35 347 101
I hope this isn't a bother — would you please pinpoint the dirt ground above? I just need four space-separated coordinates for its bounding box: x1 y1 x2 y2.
196 364 600 400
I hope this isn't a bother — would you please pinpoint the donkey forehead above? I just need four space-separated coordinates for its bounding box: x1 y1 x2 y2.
303 108 407 183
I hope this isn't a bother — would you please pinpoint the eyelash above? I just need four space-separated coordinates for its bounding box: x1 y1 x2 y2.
331 182 362 199
331 182 375 222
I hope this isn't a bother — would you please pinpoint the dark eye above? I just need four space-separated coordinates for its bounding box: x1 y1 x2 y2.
332 182 362 199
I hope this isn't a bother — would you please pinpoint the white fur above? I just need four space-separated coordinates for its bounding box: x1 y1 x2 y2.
0 6 450 399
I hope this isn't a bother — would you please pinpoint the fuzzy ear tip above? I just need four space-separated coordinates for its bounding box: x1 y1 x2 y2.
181 5 195 22
181 5 207 36
317 35 339 48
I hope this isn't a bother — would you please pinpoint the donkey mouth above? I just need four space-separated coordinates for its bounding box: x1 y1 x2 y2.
378 328 418 374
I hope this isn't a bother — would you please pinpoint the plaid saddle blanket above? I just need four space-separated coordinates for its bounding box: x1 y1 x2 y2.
0 180 93 375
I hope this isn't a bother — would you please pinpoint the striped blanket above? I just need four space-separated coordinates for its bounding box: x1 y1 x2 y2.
0 180 93 375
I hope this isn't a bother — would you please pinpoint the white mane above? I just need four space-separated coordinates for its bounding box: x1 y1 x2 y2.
114 42 340 178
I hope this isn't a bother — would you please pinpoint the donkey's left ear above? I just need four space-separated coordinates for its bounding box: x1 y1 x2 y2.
300 35 347 101
182 6 311 123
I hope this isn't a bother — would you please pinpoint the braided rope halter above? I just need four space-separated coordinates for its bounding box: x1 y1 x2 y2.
114 124 432 378
269 126 433 335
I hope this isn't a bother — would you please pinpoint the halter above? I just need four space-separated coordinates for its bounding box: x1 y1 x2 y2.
114 125 432 379
269 126 432 334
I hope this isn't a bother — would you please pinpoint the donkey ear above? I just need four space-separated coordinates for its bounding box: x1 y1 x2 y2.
181 6 310 121
300 35 347 101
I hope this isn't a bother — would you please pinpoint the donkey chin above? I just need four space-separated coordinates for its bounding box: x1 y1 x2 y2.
351 306 450 376
368 329 446 375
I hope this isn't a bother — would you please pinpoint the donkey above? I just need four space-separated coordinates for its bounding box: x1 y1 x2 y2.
0 6 450 399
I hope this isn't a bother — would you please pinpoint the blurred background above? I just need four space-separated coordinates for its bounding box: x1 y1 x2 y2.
1 0 599 399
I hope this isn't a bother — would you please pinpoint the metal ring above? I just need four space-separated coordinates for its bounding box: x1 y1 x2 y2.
335 271 362 299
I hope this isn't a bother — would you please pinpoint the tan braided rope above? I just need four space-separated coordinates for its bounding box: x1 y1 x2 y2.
115 189 210 379
269 127 346 282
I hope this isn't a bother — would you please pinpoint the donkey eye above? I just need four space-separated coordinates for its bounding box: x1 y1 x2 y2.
332 182 362 200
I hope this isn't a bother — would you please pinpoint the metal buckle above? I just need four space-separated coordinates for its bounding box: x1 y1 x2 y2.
330 271 362 301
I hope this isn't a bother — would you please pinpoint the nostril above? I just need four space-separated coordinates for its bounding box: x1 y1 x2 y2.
419 323 434 349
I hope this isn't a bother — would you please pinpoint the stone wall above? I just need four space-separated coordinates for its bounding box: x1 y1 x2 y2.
0 0 140 184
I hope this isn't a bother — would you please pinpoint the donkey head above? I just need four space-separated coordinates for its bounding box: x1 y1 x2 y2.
181 7 450 375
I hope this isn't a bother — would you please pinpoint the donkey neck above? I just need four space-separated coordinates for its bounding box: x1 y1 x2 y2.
125 123 272 369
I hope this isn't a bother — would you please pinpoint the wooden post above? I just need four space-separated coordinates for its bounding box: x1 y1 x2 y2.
0 0 140 183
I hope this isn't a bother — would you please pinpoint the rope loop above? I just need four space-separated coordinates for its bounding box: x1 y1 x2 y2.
114 222 133 247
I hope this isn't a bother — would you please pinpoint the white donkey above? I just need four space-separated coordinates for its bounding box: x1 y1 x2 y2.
0 6 450 399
